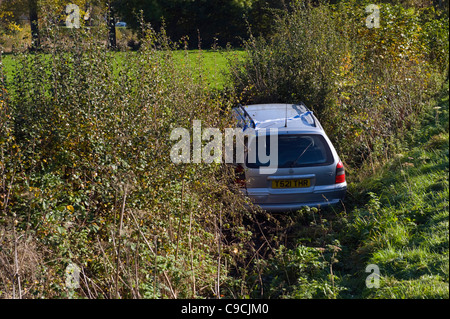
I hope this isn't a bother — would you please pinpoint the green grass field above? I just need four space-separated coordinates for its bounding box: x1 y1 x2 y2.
172 49 245 89
1 53 16 79
1 49 245 90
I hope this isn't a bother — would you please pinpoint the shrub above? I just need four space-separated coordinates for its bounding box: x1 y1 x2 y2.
228 0 448 168
1 17 255 298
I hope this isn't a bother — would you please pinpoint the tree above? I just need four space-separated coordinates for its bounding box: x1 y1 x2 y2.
0 0 38 49
0 4 23 42
108 0 117 49
112 0 253 48
247 0 292 38
28 0 40 50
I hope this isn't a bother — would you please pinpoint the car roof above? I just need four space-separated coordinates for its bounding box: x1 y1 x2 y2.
236 103 323 132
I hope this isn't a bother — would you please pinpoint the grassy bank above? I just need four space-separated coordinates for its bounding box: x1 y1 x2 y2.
247 82 449 299
172 49 246 90
344 82 449 298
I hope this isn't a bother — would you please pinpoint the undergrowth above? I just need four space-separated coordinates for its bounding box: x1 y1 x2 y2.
0 17 257 299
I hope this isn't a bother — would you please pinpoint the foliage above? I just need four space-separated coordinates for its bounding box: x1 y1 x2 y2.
341 82 449 298
112 0 253 48
251 241 344 298
0 19 259 298
228 0 448 169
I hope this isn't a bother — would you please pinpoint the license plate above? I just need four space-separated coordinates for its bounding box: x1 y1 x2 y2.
272 179 310 188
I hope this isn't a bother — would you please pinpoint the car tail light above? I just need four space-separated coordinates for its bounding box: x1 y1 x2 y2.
235 164 246 188
335 160 346 184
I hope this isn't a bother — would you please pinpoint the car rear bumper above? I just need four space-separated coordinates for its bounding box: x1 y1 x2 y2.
243 183 347 212
257 198 343 212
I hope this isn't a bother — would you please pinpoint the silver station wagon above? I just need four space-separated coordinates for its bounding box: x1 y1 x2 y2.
232 103 346 212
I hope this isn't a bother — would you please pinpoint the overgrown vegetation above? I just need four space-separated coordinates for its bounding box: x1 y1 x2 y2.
229 0 449 168
226 0 448 299
0 19 258 298
344 83 449 298
0 0 448 299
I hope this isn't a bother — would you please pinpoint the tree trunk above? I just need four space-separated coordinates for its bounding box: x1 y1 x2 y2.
28 0 40 51
108 1 117 50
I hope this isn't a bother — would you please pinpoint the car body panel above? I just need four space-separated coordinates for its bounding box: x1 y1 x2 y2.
233 103 346 212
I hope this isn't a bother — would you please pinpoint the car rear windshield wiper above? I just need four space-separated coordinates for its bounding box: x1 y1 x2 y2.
290 141 314 168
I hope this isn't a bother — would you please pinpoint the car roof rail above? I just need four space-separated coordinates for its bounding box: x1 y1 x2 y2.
234 104 256 130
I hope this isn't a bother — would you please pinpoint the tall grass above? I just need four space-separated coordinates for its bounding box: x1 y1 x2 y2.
349 83 449 298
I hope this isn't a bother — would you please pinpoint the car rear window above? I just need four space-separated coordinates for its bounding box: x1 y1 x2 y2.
246 134 334 168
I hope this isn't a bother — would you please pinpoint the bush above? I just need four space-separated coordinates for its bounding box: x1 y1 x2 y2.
1 19 256 298
228 0 448 168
